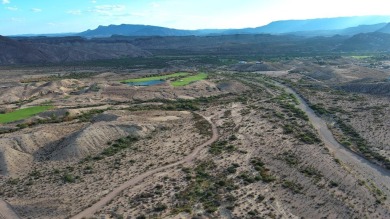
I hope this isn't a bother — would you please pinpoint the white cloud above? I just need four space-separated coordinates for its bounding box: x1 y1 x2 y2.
2 0 10 4
91 0 97 3
5 6 17 11
67 10 82 15
31 8 42 13
91 5 126 16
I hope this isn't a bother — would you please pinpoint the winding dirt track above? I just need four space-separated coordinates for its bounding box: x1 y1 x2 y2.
278 83 390 198
71 113 218 219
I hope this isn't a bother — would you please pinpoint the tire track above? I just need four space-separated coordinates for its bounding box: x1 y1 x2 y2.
71 112 218 219
0 199 21 219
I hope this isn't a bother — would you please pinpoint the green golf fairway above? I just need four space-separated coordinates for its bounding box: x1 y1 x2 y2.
121 72 189 83
0 105 53 124
171 73 208 86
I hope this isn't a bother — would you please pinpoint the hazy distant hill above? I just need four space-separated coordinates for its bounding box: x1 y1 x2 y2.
378 23 390 33
77 16 390 38
121 33 390 55
338 23 389 35
0 35 150 65
249 15 390 34
0 36 48 64
3 29 390 65
287 23 388 37
79 24 197 38
337 32 390 51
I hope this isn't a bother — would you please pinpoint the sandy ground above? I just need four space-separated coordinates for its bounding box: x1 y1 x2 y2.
279 82 390 199
0 61 390 218
71 112 218 219
82 74 390 219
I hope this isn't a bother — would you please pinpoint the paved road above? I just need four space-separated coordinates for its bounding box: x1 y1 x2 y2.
71 113 218 219
277 82 390 197
0 199 20 219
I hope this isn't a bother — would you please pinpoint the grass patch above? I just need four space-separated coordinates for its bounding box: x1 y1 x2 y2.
121 72 189 83
0 105 53 124
171 73 208 87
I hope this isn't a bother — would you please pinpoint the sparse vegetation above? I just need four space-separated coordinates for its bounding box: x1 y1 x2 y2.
309 96 390 168
209 140 236 155
101 135 140 157
280 151 300 167
173 161 237 214
193 113 212 136
77 109 105 122
1 54 390 219
282 180 304 194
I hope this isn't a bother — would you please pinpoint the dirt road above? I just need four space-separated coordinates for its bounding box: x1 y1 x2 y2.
278 83 390 198
71 113 218 219
0 199 20 219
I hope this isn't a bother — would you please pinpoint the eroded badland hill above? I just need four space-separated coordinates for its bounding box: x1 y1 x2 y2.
0 55 390 219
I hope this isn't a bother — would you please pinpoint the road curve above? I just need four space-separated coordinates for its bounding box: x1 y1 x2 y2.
71 113 218 219
278 82 390 197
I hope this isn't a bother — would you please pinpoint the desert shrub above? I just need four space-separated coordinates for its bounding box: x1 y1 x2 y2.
7 178 19 185
77 109 105 122
329 181 339 188
193 113 212 136
282 124 294 134
154 203 167 212
226 163 240 174
310 103 330 115
100 135 139 157
257 195 265 202
16 123 29 129
300 166 322 179
29 170 41 179
63 173 76 183
229 135 238 141
243 157 276 183
280 151 300 166
173 160 236 214
209 140 236 154
282 180 304 194
298 131 321 144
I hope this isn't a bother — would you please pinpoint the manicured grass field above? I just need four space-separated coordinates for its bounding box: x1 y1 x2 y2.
171 73 208 87
350 55 372 59
0 105 53 124
121 72 189 83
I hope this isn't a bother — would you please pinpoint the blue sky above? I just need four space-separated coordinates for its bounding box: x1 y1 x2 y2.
1 0 390 35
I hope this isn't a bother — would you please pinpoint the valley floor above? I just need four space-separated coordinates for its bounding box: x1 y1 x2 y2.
0 57 390 218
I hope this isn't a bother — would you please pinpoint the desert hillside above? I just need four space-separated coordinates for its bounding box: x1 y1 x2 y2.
0 56 389 218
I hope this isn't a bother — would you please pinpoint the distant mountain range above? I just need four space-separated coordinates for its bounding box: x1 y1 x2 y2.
3 31 390 65
0 36 150 65
75 15 390 38
3 15 390 65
